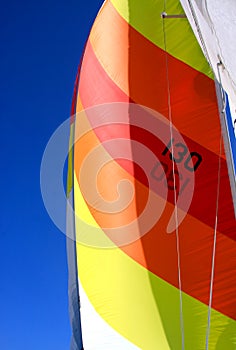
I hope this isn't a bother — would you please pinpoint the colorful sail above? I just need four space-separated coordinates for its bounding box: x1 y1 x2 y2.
67 0 236 349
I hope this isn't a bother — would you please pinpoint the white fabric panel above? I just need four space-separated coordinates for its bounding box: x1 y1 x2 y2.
180 0 236 136
79 284 140 350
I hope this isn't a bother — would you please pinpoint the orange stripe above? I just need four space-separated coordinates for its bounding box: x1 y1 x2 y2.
88 0 225 159
74 112 236 320
78 42 235 239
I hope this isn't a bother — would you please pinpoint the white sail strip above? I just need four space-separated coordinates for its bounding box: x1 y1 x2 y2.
180 0 236 215
79 284 140 350
180 0 236 136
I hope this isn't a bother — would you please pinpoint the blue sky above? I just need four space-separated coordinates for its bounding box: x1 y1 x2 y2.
1 0 103 349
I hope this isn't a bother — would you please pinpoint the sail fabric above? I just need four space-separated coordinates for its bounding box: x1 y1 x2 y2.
67 76 84 350
180 0 236 108
68 0 236 349
180 0 236 212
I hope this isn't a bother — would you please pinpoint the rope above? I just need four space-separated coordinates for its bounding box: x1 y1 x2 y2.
186 3 224 348
187 0 212 69
205 60 224 350
205 136 222 350
162 2 185 349
162 3 223 349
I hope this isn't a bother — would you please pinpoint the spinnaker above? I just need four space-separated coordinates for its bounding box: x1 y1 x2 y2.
67 1 236 349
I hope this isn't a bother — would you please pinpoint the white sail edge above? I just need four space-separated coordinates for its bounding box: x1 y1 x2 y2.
180 0 236 215
67 191 140 350
180 0 236 136
79 283 140 350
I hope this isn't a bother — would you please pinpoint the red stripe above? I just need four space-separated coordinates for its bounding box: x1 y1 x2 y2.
74 122 236 320
78 40 235 240
88 0 221 157
74 13 236 319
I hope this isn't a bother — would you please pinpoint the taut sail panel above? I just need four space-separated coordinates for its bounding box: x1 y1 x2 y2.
67 1 236 349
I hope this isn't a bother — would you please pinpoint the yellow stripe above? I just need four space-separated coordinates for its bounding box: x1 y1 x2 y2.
74 176 236 350
74 175 171 349
110 0 213 79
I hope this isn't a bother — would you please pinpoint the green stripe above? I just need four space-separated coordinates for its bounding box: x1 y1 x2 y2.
110 0 213 79
74 178 236 349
